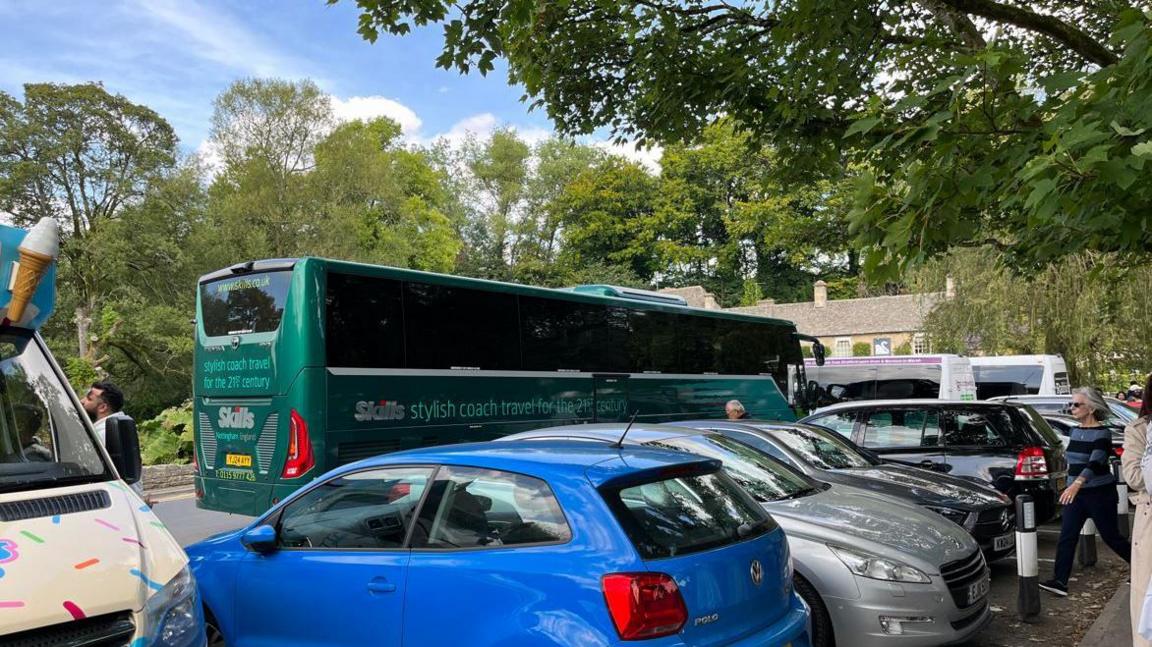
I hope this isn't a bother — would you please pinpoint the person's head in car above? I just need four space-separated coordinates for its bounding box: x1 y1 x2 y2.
10 403 49 462
725 400 749 420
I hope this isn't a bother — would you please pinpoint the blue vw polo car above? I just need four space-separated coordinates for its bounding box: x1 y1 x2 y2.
186 441 810 646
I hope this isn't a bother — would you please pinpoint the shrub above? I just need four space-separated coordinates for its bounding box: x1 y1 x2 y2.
894 342 913 356
852 342 872 357
138 401 193 465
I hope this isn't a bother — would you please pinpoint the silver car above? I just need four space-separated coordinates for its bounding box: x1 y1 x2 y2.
501 423 991 647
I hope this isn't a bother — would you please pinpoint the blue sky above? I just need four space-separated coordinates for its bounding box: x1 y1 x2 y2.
0 0 656 162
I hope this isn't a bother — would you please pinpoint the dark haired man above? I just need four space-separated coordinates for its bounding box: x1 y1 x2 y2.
80 381 130 446
81 381 145 499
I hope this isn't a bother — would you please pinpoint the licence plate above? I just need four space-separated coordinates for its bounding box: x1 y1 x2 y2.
225 453 252 468
993 533 1015 551
967 575 990 606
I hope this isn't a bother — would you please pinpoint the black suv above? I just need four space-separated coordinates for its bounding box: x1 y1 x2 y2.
801 400 1069 524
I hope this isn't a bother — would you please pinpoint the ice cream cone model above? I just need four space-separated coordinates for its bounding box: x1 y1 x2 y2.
8 218 59 324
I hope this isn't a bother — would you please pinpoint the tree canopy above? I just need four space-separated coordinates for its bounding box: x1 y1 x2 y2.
335 0 1152 274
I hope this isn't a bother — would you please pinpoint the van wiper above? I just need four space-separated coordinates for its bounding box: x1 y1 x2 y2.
0 473 107 494
47 474 108 487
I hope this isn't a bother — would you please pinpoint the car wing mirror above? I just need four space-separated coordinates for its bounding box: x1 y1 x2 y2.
104 417 142 485
812 340 826 366
241 524 279 553
794 333 825 366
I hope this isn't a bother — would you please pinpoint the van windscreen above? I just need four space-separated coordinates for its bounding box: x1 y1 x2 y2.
813 364 941 404
973 365 1045 399
0 332 109 493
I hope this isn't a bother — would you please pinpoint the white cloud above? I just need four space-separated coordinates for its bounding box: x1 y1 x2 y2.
595 140 663 173
418 113 555 149
331 96 423 135
128 0 312 79
446 113 499 139
194 140 225 176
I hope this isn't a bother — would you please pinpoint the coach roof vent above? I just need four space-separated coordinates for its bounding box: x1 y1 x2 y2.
567 284 689 307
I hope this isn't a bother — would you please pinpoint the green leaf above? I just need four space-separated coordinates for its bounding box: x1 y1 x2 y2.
844 116 882 138
1132 141 1152 157
1041 72 1084 94
1111 120 1147 137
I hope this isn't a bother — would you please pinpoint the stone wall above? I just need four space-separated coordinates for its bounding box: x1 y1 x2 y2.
142 464 195 492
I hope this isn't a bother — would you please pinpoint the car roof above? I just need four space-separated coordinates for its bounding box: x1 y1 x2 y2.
672 419 832 435
332 438 720 487
500 423 708 445
809 399 1012 414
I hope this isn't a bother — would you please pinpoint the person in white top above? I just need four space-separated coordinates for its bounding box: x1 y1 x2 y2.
80 381 130 446
80 381 145 498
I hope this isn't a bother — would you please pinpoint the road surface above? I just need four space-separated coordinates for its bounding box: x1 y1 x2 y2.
154 495 253 546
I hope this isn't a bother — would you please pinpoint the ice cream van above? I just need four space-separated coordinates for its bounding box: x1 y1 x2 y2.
0 219 205 645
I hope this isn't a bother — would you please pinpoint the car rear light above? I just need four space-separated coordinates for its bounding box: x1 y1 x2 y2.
1015 447 1048 479
602 573 687 640
281 409 315 479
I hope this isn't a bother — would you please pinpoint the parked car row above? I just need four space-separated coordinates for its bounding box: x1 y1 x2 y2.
186 398 1072 647
801 400 1069 524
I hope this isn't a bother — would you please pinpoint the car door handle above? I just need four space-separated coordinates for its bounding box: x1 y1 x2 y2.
367 577 397 594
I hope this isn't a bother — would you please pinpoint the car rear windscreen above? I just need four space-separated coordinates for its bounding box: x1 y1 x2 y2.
602 469 776 559
200 271 293 336
1015 406 1065 447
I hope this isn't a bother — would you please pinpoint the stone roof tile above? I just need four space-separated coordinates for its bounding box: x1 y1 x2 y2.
727 292 943 337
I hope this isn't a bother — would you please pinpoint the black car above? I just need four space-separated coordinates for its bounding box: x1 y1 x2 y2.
800 400 1069 524
989 394 1139 426
672 419 1018 560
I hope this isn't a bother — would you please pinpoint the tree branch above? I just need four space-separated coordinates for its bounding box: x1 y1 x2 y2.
920 0 986 49
934 0 1117 67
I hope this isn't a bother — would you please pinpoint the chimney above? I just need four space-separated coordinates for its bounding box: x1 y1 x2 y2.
945 275 955 300
814 280 828 308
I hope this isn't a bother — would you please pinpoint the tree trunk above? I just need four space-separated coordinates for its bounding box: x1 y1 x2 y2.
75 304 89 359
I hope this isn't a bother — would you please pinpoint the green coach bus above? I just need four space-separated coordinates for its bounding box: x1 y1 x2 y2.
193 257 819 515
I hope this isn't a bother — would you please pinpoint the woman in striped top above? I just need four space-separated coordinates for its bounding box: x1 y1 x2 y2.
1040 387 1131 596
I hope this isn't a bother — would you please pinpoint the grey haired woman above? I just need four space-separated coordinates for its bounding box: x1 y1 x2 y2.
1040 386 1131 596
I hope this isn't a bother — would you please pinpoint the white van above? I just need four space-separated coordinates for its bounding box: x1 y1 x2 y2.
969 355 1070 399
804 354 977 407
0 220 204 645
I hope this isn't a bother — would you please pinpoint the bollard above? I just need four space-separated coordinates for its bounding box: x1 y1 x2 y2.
1078 518 1098 567
1016 495 1041 622
1115 461 1130 540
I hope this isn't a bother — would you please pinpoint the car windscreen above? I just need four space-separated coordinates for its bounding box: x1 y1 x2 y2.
602 468 777 559
199 270 293 336
644 435 815 503
762 425 874 470
0 332 109 492
1108 401 1138 423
